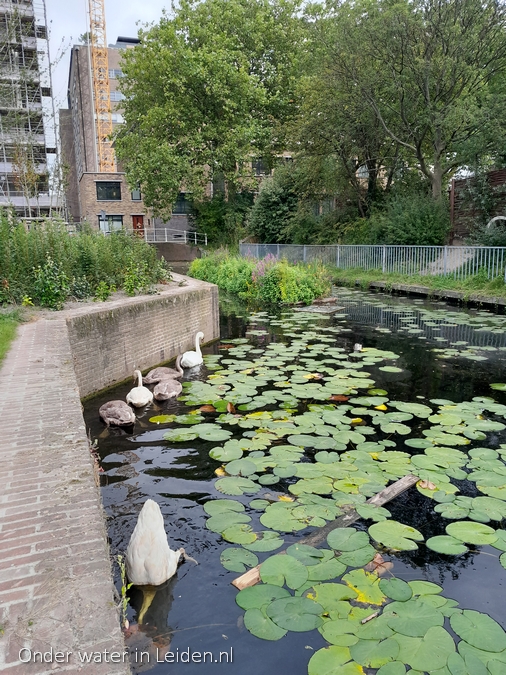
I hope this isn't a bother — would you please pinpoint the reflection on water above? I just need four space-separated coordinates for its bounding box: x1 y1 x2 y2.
82 288 506 674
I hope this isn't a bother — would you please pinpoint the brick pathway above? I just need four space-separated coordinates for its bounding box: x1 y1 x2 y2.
0 319 128 674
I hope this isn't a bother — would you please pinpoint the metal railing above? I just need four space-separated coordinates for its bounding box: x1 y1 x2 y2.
239 243 506 280
145 228 207 245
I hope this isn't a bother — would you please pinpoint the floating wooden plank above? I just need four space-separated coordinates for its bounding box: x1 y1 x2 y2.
231 474 419 590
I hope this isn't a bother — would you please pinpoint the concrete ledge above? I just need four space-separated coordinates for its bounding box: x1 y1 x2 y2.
62 273 219 398
338 279 506 307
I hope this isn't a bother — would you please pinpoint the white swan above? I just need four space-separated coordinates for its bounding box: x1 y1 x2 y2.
125 499 185 586
181 331 204 368
126 370 154 408
143 357 184 384
153 357 184 401
99 400 136 427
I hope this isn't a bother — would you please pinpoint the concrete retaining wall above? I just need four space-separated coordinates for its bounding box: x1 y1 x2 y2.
65 274 219 398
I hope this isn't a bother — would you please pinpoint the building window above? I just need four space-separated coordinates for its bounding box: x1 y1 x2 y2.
98 214 123 233
110 91 125 102
108 69 124 79
172 192 192 214
252 157 270 176
131 187 142 201
96 181 121 201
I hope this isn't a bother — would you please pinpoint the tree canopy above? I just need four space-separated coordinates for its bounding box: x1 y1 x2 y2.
300 0 506 201
115 0 304 217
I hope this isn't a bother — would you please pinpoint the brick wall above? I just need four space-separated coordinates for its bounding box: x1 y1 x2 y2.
65 277 219 398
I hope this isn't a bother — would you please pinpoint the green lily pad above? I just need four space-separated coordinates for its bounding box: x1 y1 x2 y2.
266 596 324 631
327 528 369 552
445 521 497 545
426 535 468 555
376 663 407 675
243 531 284 552
288 434 338 450
220 547 258 572
379 578 413 602
244 607 288 640
285 543 325 566
215 476 260 495
203 499 245 516
310 582 358 612
225 458 258 476
206 511 251 533
308 558 347 581
450 610 506 652
221 524 256 544
260 554 309 589
338 545 376 568
236 583 290 610
209 444 243 462
369 521 424 551
408 580 443 597
149 414 177 424
350 637 400 668
343 569 386 606
356 504 391 522
308 646 360 675
386 599 444 637
163 428 198 442
395 626 455 671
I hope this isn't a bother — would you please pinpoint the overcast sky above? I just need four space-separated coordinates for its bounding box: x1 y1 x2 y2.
46 0 170 111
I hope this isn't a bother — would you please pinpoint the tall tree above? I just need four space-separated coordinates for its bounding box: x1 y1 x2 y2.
321 0 506 200
115 0 304 217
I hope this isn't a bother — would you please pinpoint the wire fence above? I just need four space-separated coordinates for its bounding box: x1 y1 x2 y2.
239 243 506 280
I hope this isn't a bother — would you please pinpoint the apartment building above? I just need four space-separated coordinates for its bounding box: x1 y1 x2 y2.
60 37 146 233
60 36 194 236
0 0 56 217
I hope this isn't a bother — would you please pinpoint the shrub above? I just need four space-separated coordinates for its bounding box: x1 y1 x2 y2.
94 281 116 302
33 256 69 309
372 193 451 245
0 212 167 306
189 251 331 305
192 192 254 248
247 167 299 243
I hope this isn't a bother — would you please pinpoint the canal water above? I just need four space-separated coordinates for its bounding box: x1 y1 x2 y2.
82 288 506 674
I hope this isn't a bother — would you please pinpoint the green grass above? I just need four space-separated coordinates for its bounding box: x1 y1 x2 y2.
332 267 506 300
0 310 20 364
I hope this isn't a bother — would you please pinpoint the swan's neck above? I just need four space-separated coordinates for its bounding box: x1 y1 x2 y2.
137 371 142 387
195 334 202 356
176 356 183 375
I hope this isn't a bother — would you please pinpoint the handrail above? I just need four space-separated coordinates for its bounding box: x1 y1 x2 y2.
145 228 207 245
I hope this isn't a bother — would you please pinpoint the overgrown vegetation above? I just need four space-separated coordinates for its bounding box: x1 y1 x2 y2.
189 250 332 304
191 191 254 248
0 215 171 309
0 310 20 363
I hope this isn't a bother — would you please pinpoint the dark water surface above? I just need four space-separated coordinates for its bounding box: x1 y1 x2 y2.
83 288 506 674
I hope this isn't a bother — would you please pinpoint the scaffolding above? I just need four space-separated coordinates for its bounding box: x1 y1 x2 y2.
88 0 115 172
0 0 58 216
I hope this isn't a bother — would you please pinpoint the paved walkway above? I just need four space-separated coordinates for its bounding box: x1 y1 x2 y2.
0 319 128 673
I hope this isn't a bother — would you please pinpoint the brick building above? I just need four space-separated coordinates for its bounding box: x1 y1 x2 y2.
60 37 148 232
